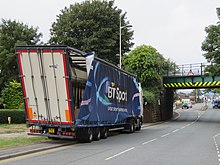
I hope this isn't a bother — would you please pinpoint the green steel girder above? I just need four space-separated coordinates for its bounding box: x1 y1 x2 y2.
163 75 220 89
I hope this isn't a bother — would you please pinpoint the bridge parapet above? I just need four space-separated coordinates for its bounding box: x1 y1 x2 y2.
163 62 220 89
165 62 210 77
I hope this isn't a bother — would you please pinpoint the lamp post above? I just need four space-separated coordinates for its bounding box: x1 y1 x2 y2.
119 16 122 69
119 16 132 69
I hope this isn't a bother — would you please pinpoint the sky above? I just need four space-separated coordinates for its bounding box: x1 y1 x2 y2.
0 0 219 64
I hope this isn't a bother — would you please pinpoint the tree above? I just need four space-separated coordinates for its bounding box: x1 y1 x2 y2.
201 8 220 76
0 80 23 109
0 19 42 89
49 0 134 65
122 45 175 104
123 45 175 89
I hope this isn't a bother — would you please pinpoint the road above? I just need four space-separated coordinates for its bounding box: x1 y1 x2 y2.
2 103 220 165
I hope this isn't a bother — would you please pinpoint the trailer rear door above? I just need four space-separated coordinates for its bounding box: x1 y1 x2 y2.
17 48 73 125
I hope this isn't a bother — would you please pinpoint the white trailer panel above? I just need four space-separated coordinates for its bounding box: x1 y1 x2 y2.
17 49 72 125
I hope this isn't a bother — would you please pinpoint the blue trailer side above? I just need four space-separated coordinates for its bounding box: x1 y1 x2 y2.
75 58 143 142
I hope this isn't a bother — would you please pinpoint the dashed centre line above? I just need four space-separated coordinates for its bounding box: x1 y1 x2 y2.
105 147 135 160
142 138 157 145
105 112 199 161
161 133 170 137
172 129 179 133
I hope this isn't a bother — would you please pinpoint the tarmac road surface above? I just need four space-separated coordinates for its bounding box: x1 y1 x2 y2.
2 103 220 165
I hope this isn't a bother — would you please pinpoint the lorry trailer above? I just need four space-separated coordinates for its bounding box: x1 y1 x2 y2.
16 45 143 142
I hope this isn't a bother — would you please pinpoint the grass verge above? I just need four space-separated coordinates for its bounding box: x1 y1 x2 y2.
0 124 27 134
0 136 49 148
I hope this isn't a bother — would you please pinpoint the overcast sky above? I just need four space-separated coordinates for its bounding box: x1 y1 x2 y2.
0 0 219 64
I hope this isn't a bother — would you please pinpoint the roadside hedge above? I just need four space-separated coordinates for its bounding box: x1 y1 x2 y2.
143 90 157 105
0 109 25 124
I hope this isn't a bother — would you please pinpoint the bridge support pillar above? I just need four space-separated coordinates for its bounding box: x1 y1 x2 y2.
161 89 174 120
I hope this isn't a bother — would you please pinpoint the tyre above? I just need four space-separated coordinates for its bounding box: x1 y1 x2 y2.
127 119 135 133
100 127 108 139
93 127 101 141
86 128 93 143
76 127 93 143
136 119 141 131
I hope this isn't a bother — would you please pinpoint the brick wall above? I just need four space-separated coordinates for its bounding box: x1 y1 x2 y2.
143 103 161 123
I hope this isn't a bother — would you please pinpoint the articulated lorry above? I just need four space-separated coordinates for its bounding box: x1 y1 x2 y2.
16 45 143 142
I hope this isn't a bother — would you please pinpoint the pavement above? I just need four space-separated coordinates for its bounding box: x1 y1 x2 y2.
0 113 180 161
0 134 76 161
0 132 28 139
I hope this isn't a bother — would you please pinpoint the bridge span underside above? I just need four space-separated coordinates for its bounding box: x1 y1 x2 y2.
163 75 220 89
160 75 220 121
160 63 220 121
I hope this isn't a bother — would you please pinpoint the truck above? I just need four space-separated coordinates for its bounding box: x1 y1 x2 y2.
16 45 143 142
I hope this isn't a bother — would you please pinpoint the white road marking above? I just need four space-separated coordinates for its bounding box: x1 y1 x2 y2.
142 138 157 145
214 133 220 138
161 133 170 137
213 133 220 165
104 109 206 162
105 147 135 160
172 129 179 133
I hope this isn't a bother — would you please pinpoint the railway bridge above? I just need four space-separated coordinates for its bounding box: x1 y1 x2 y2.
160 63 219 120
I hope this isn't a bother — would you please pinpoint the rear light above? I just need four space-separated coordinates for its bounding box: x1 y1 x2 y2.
29 129 41 133
62 132 74 136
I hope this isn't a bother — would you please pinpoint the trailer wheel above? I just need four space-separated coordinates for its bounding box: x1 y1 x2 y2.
136 119 141 131
128 119 135 133
76 128 93 143
93 127 101 141
86 127 93 143
100 127 108 139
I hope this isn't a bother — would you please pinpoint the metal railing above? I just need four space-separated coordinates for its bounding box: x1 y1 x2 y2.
164 62 210 77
